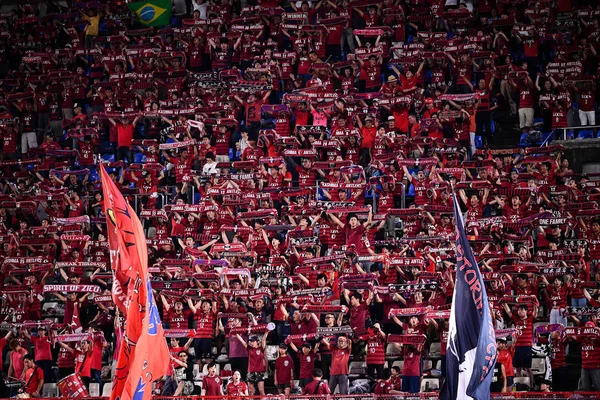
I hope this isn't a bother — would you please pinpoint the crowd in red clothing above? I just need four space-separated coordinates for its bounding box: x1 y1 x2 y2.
0 0 599 397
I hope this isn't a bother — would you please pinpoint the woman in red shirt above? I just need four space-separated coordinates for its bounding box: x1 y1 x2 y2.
236 334 268 396
226 370 249 396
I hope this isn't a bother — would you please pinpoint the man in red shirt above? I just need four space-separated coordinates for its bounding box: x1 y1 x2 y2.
503 303 537 386
108 115 140 165
22 355 44 398
301 368 331 395
322 335 351 394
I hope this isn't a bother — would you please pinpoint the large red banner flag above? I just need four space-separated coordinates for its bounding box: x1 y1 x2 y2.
100 163 169 400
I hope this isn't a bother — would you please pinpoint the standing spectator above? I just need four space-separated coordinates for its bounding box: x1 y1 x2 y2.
236 334 268 396
274 344 294 396
503 303 537 387
201 362 223 396
108 116 140 165
323 335 351 394
8 339 28 382
57 340 93 389
22 328 53 383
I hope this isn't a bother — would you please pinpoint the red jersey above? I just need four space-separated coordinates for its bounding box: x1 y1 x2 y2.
226 381 248 396
194 310 215 338
366 334 386 365
512 314 534 347
169 309 191 329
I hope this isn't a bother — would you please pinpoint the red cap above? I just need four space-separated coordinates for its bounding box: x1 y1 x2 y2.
585 321 596 328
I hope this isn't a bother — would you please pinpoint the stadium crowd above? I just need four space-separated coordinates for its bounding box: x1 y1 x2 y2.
0 0 599 397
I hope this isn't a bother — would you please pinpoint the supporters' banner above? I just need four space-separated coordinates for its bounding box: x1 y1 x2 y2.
302 305 347 314
54 333 91 343
442 194 496 400
229 323 275 335
52 216 90 225
317 326 354 336
389 283 440 293
164 329 196 338
495 329 516 339
388 334 427 344
563 326 600 337
388 308 428 317
100 164 169 400
565 307 599 316
42 285 102 294
159 139 196 150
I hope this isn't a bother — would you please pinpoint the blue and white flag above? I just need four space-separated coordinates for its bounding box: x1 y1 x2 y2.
441 194 498 400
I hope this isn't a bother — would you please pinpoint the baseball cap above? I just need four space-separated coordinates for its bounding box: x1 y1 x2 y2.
387 75 397 82
388 116 395 121
74 103 81 108
279 343 288 349
365 116 373 121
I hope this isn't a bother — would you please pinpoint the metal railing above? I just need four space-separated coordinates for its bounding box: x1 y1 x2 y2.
541 124 600 146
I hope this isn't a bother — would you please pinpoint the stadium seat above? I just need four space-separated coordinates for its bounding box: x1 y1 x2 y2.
513 377 531 390
348 361 367 378
577 130 594 139
102 383 113 397
421 377 440 391
89 383 100 397
386 343 403 359
134 153 146 163
102 154 115 163
221 363 232 377
42 383 58 398
423 358 433 371
392 360 404 370
531 358 546 376
429 342 441 358
266 344 278 361
474 135 483 149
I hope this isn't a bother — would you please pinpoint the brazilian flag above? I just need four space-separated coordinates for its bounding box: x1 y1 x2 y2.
127 0 172 27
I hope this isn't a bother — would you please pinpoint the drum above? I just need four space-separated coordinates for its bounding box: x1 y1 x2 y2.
57 373 89 399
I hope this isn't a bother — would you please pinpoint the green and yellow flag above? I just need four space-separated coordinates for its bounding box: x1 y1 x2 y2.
127 0 172 27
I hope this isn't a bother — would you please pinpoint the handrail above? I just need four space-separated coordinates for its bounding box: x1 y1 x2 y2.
542 124 600 146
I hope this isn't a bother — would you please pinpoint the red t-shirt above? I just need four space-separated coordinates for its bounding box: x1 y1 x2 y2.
91 338 104 370
24 367 44 395
202 374 222 395
402 348 422 376
31 336 52 361
248 347 266 373
302 380 331 395
117 123 135 148
330 346 351 375
74 350 93 378
275 355 294 384
298 350 316 379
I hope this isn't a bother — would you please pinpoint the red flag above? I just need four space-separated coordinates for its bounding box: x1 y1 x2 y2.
100 164 169 400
